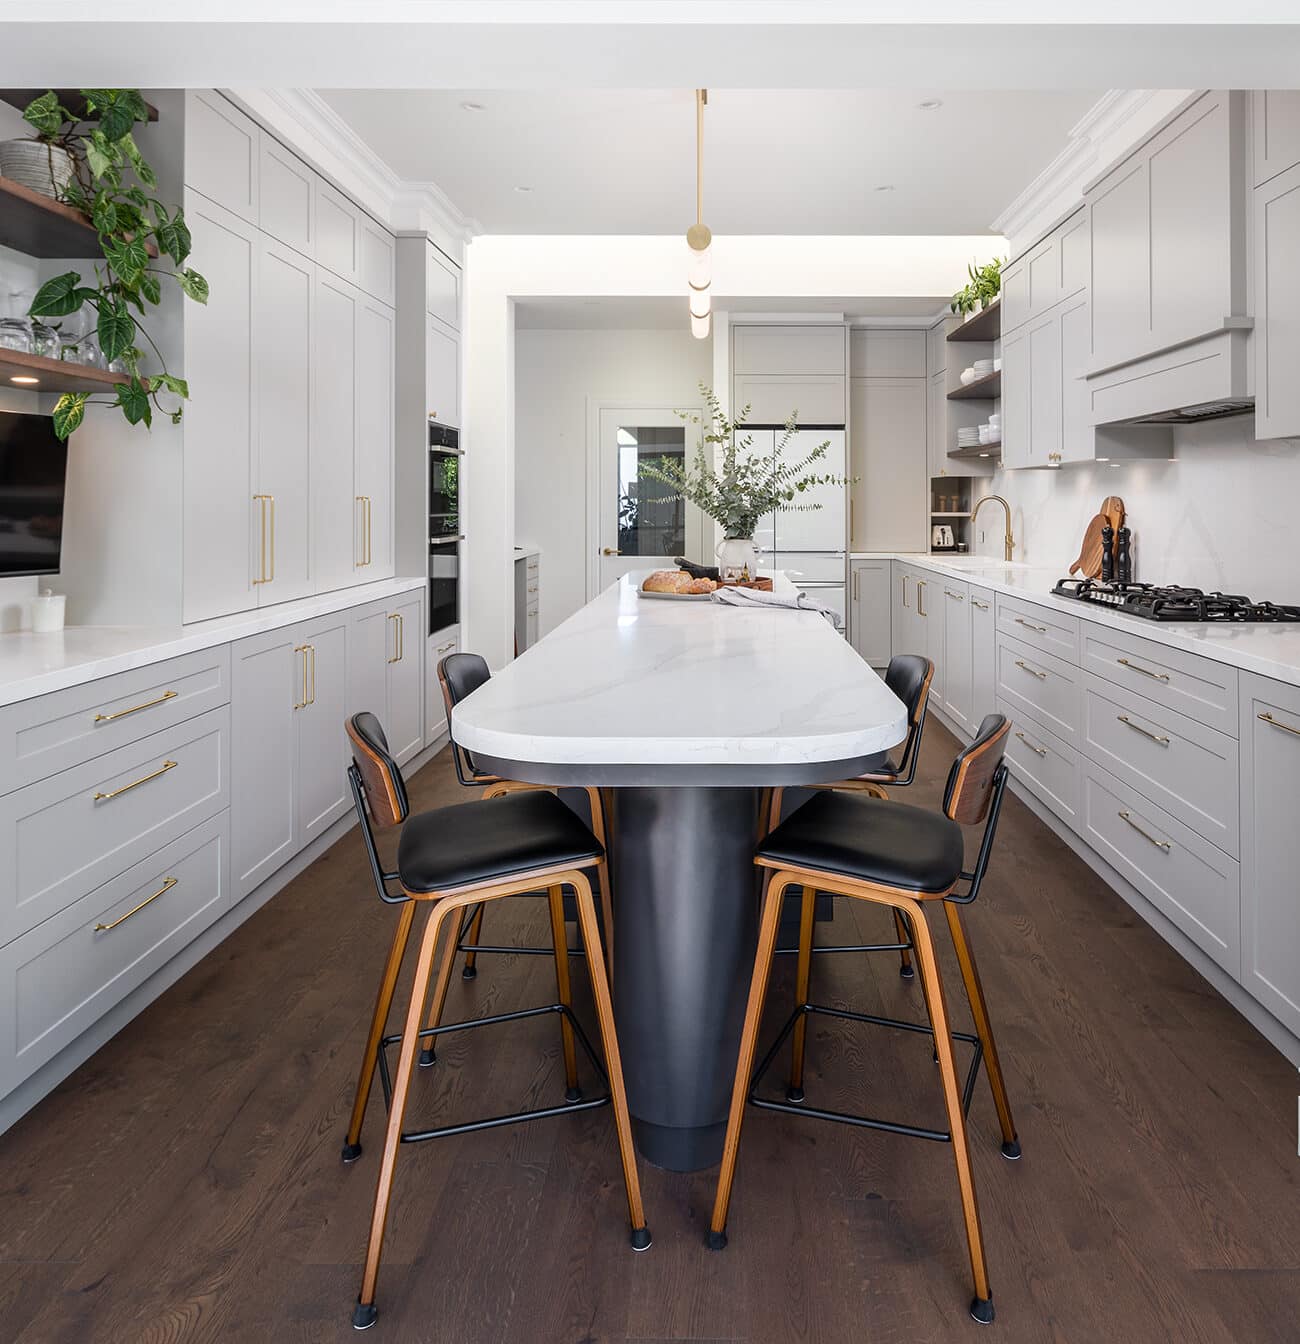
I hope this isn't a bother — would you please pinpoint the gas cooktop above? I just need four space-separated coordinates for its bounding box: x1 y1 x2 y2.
1051 578 1300 623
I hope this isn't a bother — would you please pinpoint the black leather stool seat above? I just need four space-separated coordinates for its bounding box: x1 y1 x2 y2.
759 789 964 895
398 789 603 895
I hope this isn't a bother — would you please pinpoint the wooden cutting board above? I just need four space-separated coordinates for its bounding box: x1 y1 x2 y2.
1069 496 1126 579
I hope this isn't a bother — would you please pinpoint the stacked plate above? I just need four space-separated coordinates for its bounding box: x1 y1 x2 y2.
973 357 995 379
956 425 982 448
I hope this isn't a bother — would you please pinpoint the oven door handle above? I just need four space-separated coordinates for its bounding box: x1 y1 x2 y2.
429 535 466 547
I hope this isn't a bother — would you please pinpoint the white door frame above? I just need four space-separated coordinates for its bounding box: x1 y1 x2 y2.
584 397 705 601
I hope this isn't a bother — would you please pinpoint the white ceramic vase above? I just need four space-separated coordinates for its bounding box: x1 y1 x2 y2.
715 536 760 581
0 140 76 199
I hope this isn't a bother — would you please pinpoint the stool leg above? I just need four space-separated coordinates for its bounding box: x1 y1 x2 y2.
547 883 582 1102
342 900 416 1163
765 787 784 836
906 899 994 1324
944 902 1020 1159
570 870 650 1250
893 908 916 980
786 886 817 1102
417 902 464 1068
709 874 788 1250
585 786 616 979
353 900 452 1330
460 902 487 980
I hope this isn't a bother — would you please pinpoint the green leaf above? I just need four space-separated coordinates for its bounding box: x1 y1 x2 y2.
91 192 118 235
103 235 148 284
82 88 146 142
96 298 136 361
177 268 209 304
116 378 152 427
170 210 192 266
84 130 123 181
22 91 65 139
120 132 157 188
29 272 94 318
52 393 88 439
155 372 189 400
139 272 161 306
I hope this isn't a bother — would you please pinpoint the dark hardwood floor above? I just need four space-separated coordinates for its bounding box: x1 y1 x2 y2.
3 724 1299 1343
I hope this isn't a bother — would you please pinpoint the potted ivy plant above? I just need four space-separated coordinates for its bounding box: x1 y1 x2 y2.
18 90 208 439
951 256 1005 319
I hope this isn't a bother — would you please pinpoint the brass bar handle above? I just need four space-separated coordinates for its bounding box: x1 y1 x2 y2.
971 599 990 609
1117 714 1170 746
1258 711 1300 738
252 494 275 584
387 613 401 664
1015 659 1047 680
93 689 177 724
852 568 859 600
355 496 368 567
1015 731 1047 757
93 758 178 802
916 580 926 617
398 613 404 662
1118 809 1172 852
1117 657 1169 683
435 639 455 655
901 576 909 609
945 589 965 601
1015 616 1047 633
364 497 373 566
268 494 276 581
94 876 178 932
293 644 310 710
309 644 317 706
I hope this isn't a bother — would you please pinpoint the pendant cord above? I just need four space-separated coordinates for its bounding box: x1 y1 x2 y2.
696 88 706 227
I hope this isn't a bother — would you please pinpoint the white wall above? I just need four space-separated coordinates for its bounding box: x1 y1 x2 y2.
515 327 712 634
973 416 1300 600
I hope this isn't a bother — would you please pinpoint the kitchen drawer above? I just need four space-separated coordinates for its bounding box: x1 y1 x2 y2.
996 634 1082 746
0 647 231 795
1081 627 1238 736
1083 764 1240 977
1082 672 1239 857
0 812 230 1096
996 594 1080 662
1000 698 1081 832
1 707 229 946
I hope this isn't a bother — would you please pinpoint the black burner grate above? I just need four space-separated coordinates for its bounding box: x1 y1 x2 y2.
1051 578 1300 623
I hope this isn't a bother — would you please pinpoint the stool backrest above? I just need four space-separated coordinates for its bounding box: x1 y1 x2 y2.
884 653 934 784
438 652 493 785
346 711 410 828
943 713 1010 826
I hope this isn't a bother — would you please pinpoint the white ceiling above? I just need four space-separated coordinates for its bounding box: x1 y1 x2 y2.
514 296 949 329
320 88 1101 235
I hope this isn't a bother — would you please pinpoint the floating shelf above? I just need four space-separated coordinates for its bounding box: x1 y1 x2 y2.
0 348 133 395
0 174 158 259
948 440 1001 460
947 300 1001 343
930 511 973 518
0 90 159 122
947 370 1001 401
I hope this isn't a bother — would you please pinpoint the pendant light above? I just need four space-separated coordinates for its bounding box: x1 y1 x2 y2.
687 88 711 340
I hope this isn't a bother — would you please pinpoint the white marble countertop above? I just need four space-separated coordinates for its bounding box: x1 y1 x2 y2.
452 571 908 782
513 545 541 562
850 552 1300 689
0 576 427 708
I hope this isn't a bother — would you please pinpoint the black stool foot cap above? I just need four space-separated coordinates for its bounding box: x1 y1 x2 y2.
785 1085 806 1104
461 965 477 981
630 1227 652 1252
707 1230 728 1251
969 1297 995 1325
352 1302 378 1331
417 1048 436 1068
564 1086 584 1103
340 1141 363 1164
900 964 915 980
1001 1138 1022 1160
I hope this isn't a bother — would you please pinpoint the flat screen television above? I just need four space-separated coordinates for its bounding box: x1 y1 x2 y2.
0 411 68 577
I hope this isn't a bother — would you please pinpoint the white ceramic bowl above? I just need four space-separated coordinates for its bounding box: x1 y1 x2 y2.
960 368 977 385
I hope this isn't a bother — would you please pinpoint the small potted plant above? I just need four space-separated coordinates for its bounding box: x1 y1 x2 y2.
0 92 80 198
951 256 1005 320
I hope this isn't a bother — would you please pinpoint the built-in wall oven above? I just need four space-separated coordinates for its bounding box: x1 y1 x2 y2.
429 422 462 634
428 539 460 635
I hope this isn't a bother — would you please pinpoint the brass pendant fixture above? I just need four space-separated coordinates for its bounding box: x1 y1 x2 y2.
688 88 711 339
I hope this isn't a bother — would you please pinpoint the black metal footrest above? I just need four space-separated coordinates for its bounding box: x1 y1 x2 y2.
376 1002 611 1142
748 1002 984 1142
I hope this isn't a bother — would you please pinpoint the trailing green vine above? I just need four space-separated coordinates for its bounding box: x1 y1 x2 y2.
20 89 208 439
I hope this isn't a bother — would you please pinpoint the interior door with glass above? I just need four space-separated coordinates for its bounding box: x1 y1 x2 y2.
596 406 704 592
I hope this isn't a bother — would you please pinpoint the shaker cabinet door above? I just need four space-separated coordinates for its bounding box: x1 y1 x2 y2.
1254 162 1300 441
184 91 258 222
969 586 996 725
941 581 972 736
426 319 460 428
386 592 426 765
258 134 314 255
296 616 351 846
356 297 396 579
312 271 360 592
999 327 1030 469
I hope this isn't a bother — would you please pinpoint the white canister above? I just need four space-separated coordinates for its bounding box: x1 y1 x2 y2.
31 590 66 633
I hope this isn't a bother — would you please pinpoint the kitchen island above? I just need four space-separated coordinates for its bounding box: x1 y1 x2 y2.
453 572 907 1170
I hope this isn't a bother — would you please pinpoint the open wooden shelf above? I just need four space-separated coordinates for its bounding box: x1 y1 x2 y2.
0 174 158 259
0 90 159 122
930 511 973 518
947 300 1001 343
948 439 1001 460
0 347 133 395
947 370 1001 401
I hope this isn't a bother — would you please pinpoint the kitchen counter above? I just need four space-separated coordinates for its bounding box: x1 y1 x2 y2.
0 577 428 708
851 553 1300 689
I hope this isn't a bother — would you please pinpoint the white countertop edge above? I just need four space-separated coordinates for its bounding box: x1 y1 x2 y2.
0 576 428 707
850 552 1300 690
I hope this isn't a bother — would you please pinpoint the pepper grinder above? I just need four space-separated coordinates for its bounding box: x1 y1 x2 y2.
1100 525 1114 583
1116 526 1132 584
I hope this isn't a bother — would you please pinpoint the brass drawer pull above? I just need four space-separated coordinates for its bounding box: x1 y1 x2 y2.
1118 714 1170 746
93 689 178 723
1118 809 1171 852
971 599 990 610
93 758 178 802
916 580 926 617
94 876 178 932
252 494 275 584
1015 731 1047 757
1015 616 1047 633
436 640 456 655
1015 659 1047 680
945 589 965 601
387 613 401 664
1259 711 1300 738
900 576 909 608
1117 657 1169 682
294 644 316 709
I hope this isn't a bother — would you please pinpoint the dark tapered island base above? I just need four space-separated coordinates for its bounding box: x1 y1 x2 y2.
610 785 761 1171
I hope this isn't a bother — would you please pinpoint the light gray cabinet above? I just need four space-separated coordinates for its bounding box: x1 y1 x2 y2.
926 320 947 377
1252 89 1300 187
311 270 360 592
926 369 948 478
850 560 892 668
1239 674 1300 1038
427 626 460 744
184 91 258 223
347 593 426 766
426 247 461 330
348 602 391 727
257 134 314 256
315 181 360 284
358 216 396 307
1001 209 1086 337
940 579 972 735
296 615 351 846
356 296 396 579
969 586 996 725
1057 291 1093 463
891 562 915 659
850 377 927 552
914 574 944 709
734 325 845 376
426 317 460 427
1253 162 1300 440
849 329 926 378
998 324 1031 469
735 374 845 427
515 554 540 654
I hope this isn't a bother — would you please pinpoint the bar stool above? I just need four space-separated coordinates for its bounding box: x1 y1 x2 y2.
339 712 649 1330
710 714 1018 1325
766 654 935 980
438 652 615 988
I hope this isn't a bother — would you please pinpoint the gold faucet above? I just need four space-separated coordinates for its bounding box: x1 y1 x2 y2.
972 494 1016 562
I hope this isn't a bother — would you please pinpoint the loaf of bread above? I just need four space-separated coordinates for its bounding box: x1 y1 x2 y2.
642 570 716 594
682 577 717 594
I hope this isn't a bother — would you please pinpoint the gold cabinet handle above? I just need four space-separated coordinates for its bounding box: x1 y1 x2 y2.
1259 711 1300 738
901 576 909 608
387 613 401 663
945 589 965 601
1015 659 1047 680
1117 714 1170 746
94 876 178 932
93 689 177 724
971 599 990 610
1015 731 1047 757
1015 616 1047 633
309 644 317 706
852 568 859 600
1117 657 1169 682
916 579 926 617
398 613 404 662
436 639 455 655
93 758 178 802
1118 809 1171 852
355 496 369 568
253 494 275 584
294 644 315 709
601 547 621 556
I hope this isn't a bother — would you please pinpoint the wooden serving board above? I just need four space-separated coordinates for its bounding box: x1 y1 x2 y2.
1070 495 1127 579
717 577 773 591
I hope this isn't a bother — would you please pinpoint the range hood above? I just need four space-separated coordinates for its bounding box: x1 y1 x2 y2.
1126 396 1254 426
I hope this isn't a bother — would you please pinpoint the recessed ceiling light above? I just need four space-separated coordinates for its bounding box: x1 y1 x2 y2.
874 184 895 193
9 375 38 385
918 99 943 110
514 185 533 193
460 101 484 112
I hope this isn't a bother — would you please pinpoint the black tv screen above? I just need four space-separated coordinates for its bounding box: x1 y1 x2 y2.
0 411 68 577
